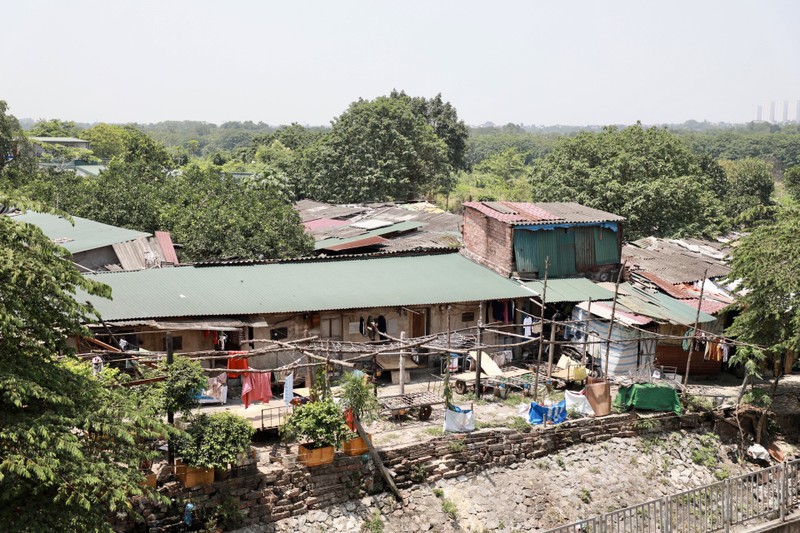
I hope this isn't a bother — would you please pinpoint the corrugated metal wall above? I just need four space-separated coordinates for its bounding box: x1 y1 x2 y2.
514 226 620 277
593 227 619 265
514 229 576 277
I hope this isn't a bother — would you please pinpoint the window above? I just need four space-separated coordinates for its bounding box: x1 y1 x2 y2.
461 312 475 322
270 327 288 341
172 336 183 350
320 316 342 340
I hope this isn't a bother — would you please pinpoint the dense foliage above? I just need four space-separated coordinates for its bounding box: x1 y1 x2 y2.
177 412 254 469
0 197 175 531
281 398 352 449
160 356 207 417
726 206 800 370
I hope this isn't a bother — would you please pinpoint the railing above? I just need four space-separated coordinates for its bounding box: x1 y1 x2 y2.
543 459 800 533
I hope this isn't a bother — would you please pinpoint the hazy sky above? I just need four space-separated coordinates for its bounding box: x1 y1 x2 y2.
3 0 799 126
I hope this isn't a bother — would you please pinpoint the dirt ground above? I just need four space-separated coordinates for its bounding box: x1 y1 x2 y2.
191 366 800 455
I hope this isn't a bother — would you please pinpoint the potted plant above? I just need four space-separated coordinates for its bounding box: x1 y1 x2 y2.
336 371 381 456
176 412 255 486
281 398 351 467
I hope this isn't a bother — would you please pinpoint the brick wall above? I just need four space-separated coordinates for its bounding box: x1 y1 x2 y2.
461 207 515 277
115 412 712 531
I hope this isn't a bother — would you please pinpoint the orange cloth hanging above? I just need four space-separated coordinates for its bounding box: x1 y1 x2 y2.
227 355 248 379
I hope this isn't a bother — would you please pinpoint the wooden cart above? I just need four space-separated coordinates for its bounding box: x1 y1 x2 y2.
379 391 444 421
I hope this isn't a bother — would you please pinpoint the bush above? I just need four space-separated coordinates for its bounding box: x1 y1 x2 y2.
281 398 352 449
178 412 254 469
337 371 381 423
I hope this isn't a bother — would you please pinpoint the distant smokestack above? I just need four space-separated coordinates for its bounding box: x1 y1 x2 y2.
756 105 763 121
770 101 776 123
796 100 800 122
783 100 789 122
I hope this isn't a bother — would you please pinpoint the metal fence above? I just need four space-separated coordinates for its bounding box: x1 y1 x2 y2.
544 459 800 533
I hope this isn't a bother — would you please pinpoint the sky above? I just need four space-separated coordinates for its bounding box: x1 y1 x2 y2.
3 0 799 127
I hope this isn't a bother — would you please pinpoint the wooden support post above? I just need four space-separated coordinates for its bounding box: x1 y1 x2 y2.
603 263 625 378
304 328 313 395
683 269 708 389
533 258 549 402
166 331 175 466
476 302 484 399
399 331 406 395
581 298 592 367
547 312 557 378
355 419 402 502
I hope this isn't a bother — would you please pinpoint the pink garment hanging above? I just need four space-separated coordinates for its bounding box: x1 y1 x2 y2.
241 370 272 408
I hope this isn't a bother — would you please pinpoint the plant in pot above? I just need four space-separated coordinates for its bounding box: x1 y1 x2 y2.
280 397 351 467
336 371 381 456
176 412 255 486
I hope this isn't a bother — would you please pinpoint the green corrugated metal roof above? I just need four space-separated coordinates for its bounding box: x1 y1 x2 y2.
11 212 150 254
314 221 426 250
618 283 715 325
80 253 533 321
523 277 616 303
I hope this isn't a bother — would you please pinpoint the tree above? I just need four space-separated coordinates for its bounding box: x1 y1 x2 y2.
0 101 35 187
718 158 774 220
0 196 174 531
164 165 313 261
81 123 131 160
305 96 451 202
782 165 800 203
390 90 469 170
28 119 82 138
529 124 726 239
726 206 800 392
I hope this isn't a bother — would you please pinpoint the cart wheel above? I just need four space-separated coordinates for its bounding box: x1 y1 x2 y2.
455 380 467 394
418 405 432 421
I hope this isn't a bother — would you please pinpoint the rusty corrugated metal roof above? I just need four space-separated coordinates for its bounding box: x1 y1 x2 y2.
462 201 624 226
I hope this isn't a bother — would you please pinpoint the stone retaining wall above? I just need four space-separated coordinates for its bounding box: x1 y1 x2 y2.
115 412 713 531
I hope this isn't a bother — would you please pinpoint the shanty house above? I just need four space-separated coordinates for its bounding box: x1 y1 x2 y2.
461 201 625 280
78 251 533 373
9 211 179 272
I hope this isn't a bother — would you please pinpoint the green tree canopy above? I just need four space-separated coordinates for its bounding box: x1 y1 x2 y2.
164 165 313 261
0 197 174 531
782 165 800 203
529 124 726 240
718 157 775 220
28 119 82 138
305 95 451 202
726 206 800 372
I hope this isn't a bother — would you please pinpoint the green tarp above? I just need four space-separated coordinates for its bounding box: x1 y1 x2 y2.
613 383 681 416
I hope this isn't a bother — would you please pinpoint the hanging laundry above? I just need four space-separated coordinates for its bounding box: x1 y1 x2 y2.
283 373 294 407
227 354 248 379
91 356 104 375
523 316 534 337
242 370 272 408
721 342 731 363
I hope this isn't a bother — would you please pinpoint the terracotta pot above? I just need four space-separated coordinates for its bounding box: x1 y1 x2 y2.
298 443 335 467
342 434 371 456
139 472 157 488
177 465 214 487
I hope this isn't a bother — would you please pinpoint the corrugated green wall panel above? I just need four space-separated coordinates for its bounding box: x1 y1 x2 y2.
594 227 619 265
514 229 577 277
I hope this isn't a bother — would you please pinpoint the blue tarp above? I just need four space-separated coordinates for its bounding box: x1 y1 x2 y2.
528 400 568 425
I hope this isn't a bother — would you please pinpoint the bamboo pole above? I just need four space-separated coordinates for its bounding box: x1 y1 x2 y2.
476 302 484 399
581 298 592 367
683 269 708 389
533 257 549 403
603 263 625 378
